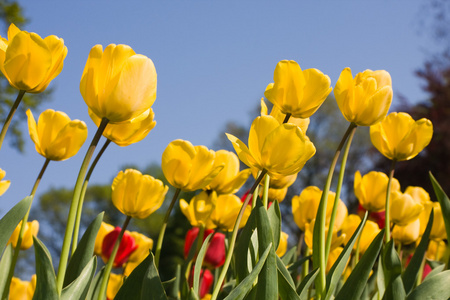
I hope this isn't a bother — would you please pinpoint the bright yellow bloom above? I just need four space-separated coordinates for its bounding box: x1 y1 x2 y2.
304 219 345 251
26 109 88 161
128 231 153 263
358 220 381 254
94 222 115 256
227 115 316 177
430 202 447 241
180 190 217 227
264 60 332 118
9 275 36 300
263 172 297 190
390 191 423 226
0 24 67 93
426 240 446 261
276 232 289 257
334 68 393 126
0 168 10 196
206 194 251 231
112 169 168 219
106 273 124 300
341 214 362 248
354 170 400 212
205 150 251 194
370 112 433 161
8 220 39 250
267 187 288 202
80 44 157 123
260 98 310 132
88 108 156 146
327 247 344 273
392 218 420 245
162 140 224 192
404 186 431 204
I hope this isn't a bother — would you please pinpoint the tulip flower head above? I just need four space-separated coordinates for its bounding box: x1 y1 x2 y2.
430 202 447 241
27 109 88 161
206 194 251 231
0 24 67 93
80 44 157 123
8 220 39 250
357 220 381 254
260 98 310 132
390 191 424 226
227 115 316 178
264 60 332 118
107 273 124 300
112 169 168 219
0 168 10 196
9 275 36 300
370 112 433 161
184 227 226 269
276 232 289 257
101 227 138 268
334 68 393 126
94 222 115 256
392 218 420 245
162 140 224 192
188 267 214 298
180 190 217 227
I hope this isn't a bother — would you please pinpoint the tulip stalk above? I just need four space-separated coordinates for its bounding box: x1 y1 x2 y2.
211 169 267 300
154 187 181 268
313 122 357 300
384 159 397 242
262 174 270 209
0 90 26 152
56 117 109 294
2 157 50 300
72 139 112 253
98 215 132 300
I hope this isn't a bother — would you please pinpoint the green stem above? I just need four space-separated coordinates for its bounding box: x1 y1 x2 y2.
211 169 267 300
0 90 26 152
154 188 181 268
56 117 109 294
262 173 270 209
72 139 112 254
2 157 50 300
313 122 356 300
196 224 206 253
384 159 397 243
252 171 261 209
97 215 132 300
325 125 357 260
302 246 310 281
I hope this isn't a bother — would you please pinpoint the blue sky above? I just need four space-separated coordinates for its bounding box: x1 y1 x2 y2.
0 1 437 214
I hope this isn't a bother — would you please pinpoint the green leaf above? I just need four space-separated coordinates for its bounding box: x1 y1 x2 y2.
376 257 385 298
141 252 168 300
423 260 445 282
335 229 384 300
235 207 257 284
255 201 278 299
193 233 212 297
281 246 297 265
287 255 312 275
277 255 300 300
0 196 32 255
61 257 96 300
0 244 13 297
223 244 271 300
33 236 58 300
169 264 181 299
325 212 368 300
406 270 450 300
267 200 281 250
64 212 104 287
276 255 296 289
382 240 405 300
188 288 199 300
85 267 104 300
298 268 319 300
402 210 434 294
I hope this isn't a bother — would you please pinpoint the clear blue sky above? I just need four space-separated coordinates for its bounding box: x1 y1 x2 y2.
0 1 438 214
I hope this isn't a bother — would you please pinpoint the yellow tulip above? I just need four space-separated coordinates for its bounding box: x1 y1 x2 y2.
205 194 251 231
128 231 153 263
358 220 381 254
264 60 332 118
9 275 36 300
8 220 39 250
404 186 431 204
370 112 433 161
111 169 168 219
326 247 344 273
334 68 393 126
267 187 288 202
263 172 297 190
390 191 424 226
180 190 217 227
0 24 67 93
392 218 420 245
80 44 157 124
205 150 251 195
304 219 345 251
94 222 115 256
430 202 447 241
426 240 446 261
0 168 10 196
162 140 224 192
341 214 362 248
106 273 124 300
227 115 316 177
26 109 88 161
260 98 310 132
354 170 400 212
88 108 156 147
276 232 289 257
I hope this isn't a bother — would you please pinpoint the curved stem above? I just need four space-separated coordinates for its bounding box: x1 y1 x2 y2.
384 159 397 243
97 215 132 300
262 173 270 209
2 157 50 300
72 139 112 253
154 188 181 268
313 122 356 299
211 169 267 300
0 90 26 152
252 170 261 209
325 125 357 260
56 117 109 294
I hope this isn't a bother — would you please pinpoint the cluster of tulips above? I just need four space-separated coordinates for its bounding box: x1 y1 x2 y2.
0 23 448 300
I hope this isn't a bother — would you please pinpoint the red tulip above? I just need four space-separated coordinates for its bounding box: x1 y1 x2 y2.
184 227 226 269
188 267 214 298
102 227 138 268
